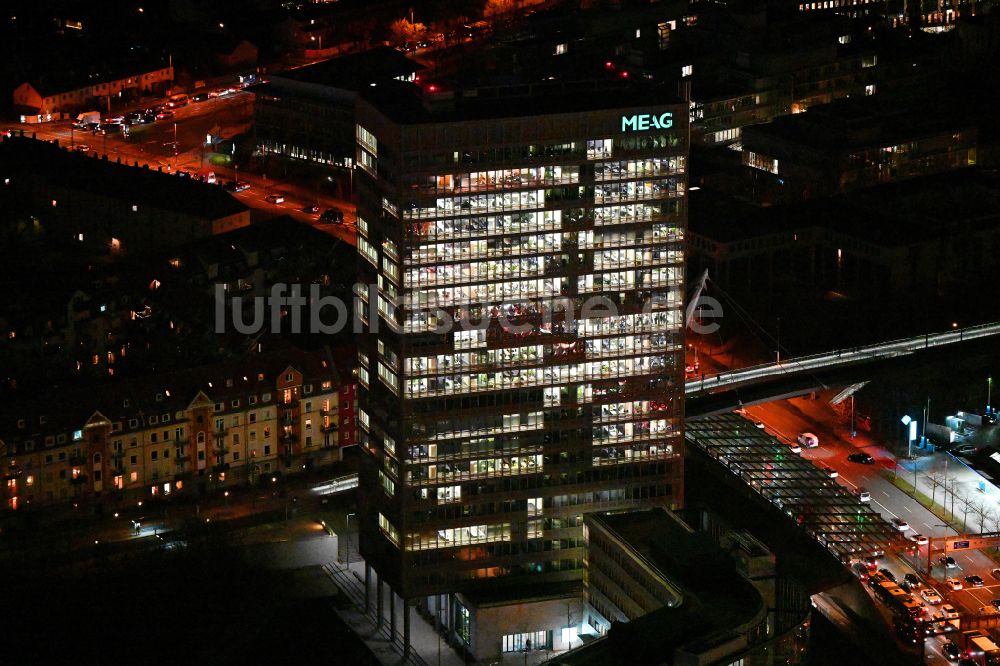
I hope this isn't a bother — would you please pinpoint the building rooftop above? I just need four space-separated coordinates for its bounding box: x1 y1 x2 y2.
360 77 685 125
558 508 765 665
1 347 343 444
0 135 248 221
690 168 1000 249
743 94 975 151
279 46 424 91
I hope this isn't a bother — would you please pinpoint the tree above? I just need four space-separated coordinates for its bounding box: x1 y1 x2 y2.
928 472 944 507
389 18 426 45
484 0 516 17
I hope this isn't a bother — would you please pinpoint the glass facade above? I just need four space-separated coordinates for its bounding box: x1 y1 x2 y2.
357 103 688 598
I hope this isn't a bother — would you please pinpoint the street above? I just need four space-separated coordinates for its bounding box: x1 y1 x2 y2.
2 92 357 245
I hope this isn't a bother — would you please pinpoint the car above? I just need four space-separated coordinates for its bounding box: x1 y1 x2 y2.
176 170 191 178
265 193 285 204
857 488 871 502
787 441 802 454
942 556 957 569
965 575 985 587
74 144 90 152
920 588 942 604
816 462 838 478
895 622 922 645
942 641 961 661
941 604 959 619
891 517 910 532
992 568 1000 581
192 92 210 102
879 568 897 582
204 172 216 184
233 181 250 192
864 555 879 572
909 533 929 546
991 599 1000 611
979 606 999 616
867 573 888 588
946 578 963 591
903 573 921 588
301 204 320 214
321 207 344 223
797 432 819 448
847 451 875 464
852 562 869 580
155 110 174 120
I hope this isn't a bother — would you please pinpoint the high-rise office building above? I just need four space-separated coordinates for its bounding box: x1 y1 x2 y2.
353 78 689 655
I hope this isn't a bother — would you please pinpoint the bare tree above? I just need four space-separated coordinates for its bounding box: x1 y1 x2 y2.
927 472 945 507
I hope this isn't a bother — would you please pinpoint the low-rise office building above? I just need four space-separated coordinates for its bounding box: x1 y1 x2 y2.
740 96 978 202
553 508 809 665
253 47 422 192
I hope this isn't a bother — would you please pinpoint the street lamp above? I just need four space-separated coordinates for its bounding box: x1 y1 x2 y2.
346 511 356 566
901 414 917 459
988 376 993 415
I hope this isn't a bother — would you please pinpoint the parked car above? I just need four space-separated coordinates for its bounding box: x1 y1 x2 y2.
991 568 1000 581
991 599 1000 611
321 207 344 223
847 452 875 464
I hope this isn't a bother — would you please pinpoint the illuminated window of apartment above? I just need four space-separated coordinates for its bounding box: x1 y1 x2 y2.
554 43 567 55
681 65 693 77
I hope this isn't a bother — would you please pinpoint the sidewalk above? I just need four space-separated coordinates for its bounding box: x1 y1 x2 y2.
323 558 464 666
898 451 1000 534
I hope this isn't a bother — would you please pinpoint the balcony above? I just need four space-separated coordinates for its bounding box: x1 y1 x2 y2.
3 466 23 480
69 455 87 466
212 462 231 474
213 428 226 437
321 423 338 433
281 431 298 442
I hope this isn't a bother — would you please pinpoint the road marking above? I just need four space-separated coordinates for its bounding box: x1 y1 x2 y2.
903 505 913 512
882 490 890 498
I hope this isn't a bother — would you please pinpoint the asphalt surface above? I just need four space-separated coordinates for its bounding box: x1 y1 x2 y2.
690 331 1000 662
3 92 357 246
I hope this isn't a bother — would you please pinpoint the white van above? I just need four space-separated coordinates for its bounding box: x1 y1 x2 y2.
797 432 819 448
857 488 871 503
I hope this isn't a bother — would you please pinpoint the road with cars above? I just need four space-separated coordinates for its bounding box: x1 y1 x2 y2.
1 89 357 245
744 395 1000 663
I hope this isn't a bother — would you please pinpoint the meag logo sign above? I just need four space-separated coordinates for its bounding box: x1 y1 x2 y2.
621 112 673 132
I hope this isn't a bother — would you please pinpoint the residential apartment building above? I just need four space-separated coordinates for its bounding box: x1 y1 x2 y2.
352 76 689 658
12 64 174 119
1 350 356 511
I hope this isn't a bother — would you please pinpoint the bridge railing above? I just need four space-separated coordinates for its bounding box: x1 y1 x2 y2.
686 321 1000 395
